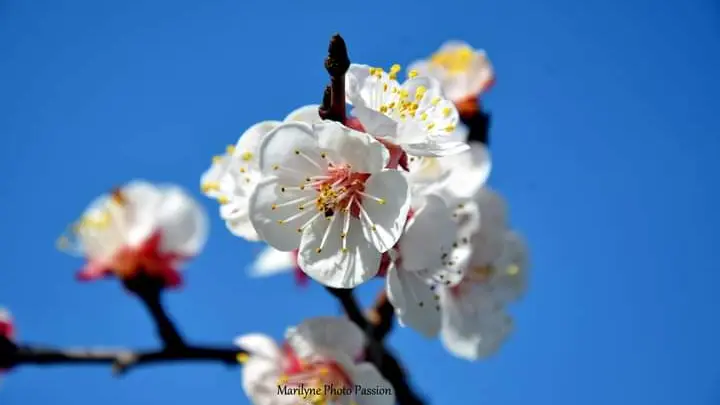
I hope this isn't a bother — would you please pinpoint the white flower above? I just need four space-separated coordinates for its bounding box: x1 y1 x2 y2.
235 317 394 405
408 40 494 103
249 121 411 289
248 245 296 278
57 180 208 286
385 195 472 337
200 105 322 241
439 285 513 360
345 63 469 157
473 230 529 305
406 141 491 201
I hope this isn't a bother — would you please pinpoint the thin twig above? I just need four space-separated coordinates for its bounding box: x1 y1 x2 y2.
460 107 491 146
123 273 185 348
326 287 426 405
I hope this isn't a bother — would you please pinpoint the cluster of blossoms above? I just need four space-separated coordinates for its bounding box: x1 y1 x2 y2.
0 38 526 405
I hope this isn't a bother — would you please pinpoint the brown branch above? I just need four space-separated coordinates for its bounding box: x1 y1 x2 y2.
367 290 395 341
4 342 243 375
321 34 350 124
123 274 185 348
326 287 426 405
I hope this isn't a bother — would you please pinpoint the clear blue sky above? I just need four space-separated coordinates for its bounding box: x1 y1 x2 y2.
1 0 719 404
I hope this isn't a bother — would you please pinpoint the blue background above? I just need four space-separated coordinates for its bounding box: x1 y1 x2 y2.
1 0 719 404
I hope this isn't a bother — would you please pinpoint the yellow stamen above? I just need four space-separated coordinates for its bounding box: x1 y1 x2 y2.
236 353 250 363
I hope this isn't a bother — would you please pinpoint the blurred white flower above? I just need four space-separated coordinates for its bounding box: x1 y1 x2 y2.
201 105 322 242
384 195 471 337
235 317 394 405
57 180 208 287
408 40 494 105
471 231 530 305
248 245 296 278
406 142 491 200
345 63 469 157
249 121 410 289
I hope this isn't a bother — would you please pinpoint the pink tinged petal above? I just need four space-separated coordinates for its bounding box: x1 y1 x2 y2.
314 121 388 173
351 106 398 139
249 246 296 277
399 195 456 271
248 177 305 252
360 170 411 253
0 308 14 340
350 363 396 405
386 265 441 338
153 186 208 257
402 140 470 157
297 215 381 288
257 122 323 182
285 317 366 360
283 104 322 124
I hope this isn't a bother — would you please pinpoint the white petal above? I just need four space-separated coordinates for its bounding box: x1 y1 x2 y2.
241 358 293 405
351 106 398 139
440 294 513 360
285 317 365 359
386 265 441 337
349 363 395 405
399 195 455 271
345 63 374 108
234 121 281 170
0 308 11 323
221 198 260 241
297 215 381 288
470 188 509 266
121 180 166 246
199 154 234 200
283 104 322 124
360 170 411 253
487 231 529 304
441 143 491 200
402 140 470 157
314 121 388 173
257 122 323 181
249 177 306 251
153 186 209 256
234 333 282 361
249 246 295 277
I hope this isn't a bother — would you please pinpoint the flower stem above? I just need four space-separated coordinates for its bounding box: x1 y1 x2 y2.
123 273 185 349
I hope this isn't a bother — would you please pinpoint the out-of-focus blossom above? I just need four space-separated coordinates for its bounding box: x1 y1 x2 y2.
249 246 310 287
0 309 13 342
472 231 529 305
57 181 208 288
384 195 470 337
345 63 469 158
235 317 394 405
249 121 410 289
408 41 494 114
201 105 322 242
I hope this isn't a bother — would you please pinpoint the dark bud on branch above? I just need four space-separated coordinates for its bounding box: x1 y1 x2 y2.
323 34 350 124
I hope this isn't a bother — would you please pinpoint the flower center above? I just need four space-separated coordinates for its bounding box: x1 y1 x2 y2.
272 151 388 254
430 46 474 74
278 345 354 404
365 65 456 133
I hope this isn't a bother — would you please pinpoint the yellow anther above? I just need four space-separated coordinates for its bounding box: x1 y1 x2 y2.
201 182 219 193
110 188 126 206
390 64 401 73
212 155 223 164
271 204 277 210
341 248 348 253
383 83 388 91
442 107 452 117
444 125 456 132
236 353 250 364
420 112 428 121
379 105 388 114
415 86 427 100
226 145 236 154
319 367 330 375
340 232 346 238
320 152 327 158
507 264 520 276
315 248 322 253
278 375 288 384
431 97 441 106
408 69 418 79
272 164 279 170
218 196 230 204
378 198 386 205
239 167 246 173
277 220 285 224
427 123 436 130
241 151 253 161
371 225 376 231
